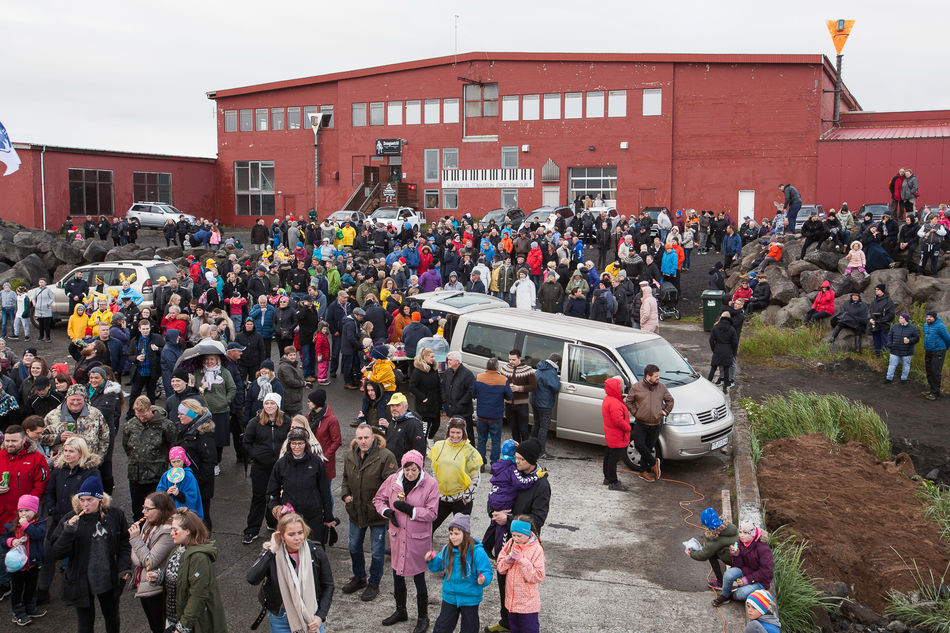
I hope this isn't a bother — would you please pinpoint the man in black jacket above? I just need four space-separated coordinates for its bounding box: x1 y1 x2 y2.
247 266 269 303
326 291 352 379
379 393 425 463
63 271 89 316
126 320 164 419
296 297 321 381
441 351 476 442
340 308 365 389
485 438 551 633
362 294 391 344
288 259 312 300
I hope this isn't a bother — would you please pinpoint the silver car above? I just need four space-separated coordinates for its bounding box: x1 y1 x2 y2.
52 260 179 318
126 202 197 228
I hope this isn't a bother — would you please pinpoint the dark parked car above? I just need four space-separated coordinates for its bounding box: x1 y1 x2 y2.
793 204 826 232
857 203 889 221
478 207 525 231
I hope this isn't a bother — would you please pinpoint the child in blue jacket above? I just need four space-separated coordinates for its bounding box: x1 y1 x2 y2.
426 514 493 633
2 494 47 624
156 446 204 518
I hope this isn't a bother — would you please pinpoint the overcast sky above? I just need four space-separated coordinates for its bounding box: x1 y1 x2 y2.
4 0 947 157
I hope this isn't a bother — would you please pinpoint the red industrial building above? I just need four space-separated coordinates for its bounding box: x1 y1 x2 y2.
208 52 862 227
0 144 215 229
818 109 950 211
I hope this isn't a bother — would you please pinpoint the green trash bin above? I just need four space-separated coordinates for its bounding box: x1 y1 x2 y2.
701 290 725 331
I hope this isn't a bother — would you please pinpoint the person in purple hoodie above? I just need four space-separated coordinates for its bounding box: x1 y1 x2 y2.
481 439 544 558
418 263 443 293
712 520 774 606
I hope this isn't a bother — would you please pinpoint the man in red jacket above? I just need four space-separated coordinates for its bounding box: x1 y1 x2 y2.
0 425 50 526
601 377 631 491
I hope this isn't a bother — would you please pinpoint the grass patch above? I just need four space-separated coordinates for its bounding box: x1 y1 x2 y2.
916 478 950 543
885 557 950 633
741 391 890 461
770 527 840 633
738 315 835 363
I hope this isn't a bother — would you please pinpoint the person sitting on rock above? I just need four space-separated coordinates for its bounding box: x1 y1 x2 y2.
712 521 773 607
829 291 869 352
803 280 835 325
842 241 866 276
747 276 771 312
799 213 829 259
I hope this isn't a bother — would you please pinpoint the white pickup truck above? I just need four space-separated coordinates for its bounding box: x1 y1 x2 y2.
370 206 425 231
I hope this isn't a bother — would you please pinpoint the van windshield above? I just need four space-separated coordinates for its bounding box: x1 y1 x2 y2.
617 339 698 386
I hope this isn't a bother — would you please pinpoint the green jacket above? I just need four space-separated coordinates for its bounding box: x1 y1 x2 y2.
123 406 178 483
689 523 738 564
191 368 236 414
341 435 398 528
176 542 227 633
327 267 341 297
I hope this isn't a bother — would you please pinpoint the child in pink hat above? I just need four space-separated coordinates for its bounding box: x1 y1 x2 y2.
2 494 47 624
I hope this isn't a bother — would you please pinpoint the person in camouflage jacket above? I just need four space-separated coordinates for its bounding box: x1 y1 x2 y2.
40 383 110 459
123 396 178 521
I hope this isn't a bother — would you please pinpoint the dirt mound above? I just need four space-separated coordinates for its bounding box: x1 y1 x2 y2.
757 433 949 613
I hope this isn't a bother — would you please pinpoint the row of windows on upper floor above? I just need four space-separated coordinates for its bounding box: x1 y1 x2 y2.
221 86 663 133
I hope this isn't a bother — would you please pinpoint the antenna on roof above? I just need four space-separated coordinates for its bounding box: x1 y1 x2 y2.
454 15 460 66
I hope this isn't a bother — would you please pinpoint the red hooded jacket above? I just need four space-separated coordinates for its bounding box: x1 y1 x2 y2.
602 377 631 448
812 281 835 313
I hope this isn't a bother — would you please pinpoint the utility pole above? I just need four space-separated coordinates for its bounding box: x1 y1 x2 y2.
825 19 855 127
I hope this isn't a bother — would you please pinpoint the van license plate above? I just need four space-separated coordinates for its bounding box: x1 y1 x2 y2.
711 438 729 450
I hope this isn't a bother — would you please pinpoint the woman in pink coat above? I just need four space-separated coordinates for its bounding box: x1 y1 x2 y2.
373 449 440 632
639 281 659 333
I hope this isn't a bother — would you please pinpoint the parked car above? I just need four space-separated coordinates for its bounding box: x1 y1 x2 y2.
857 203 889 221
408 291 733 468
793 204 826 232
477 207 525 231
126 202 197 228
325 210 366 225
523 206 574 233
370 206 424 231
591 206 622 232
52 260 179 318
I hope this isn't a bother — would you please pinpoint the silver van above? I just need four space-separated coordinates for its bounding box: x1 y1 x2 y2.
410 291 733 467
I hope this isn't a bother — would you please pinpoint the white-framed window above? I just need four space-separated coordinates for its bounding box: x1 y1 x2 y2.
287 107 301 130
643 88 662 116
443 98 459 124
369 102 384 126
352 103 367 127
303 106 317 128
424 148 439 182
443 148 459 170
406 100 421 125
569 166 617 202
239 109 253 131
424 99 440 124
464 83 498 117
270 108 284 131
501 146 518 169
501 189 518 208
608 90 627 117
442 189 458 210
234 161 276 216
586 91 604 118
424 189 440 209
564 93 582 119
387 102 402 126
502 95 519 121
255 108 268 131
224 110 237 132
543 93 560 120
522 94 540 121
319 105 334 128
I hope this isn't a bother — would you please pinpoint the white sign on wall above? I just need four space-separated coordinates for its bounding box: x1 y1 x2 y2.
441 168 534 189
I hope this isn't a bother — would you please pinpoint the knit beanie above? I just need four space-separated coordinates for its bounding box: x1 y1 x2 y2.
66 383 86 399
447 514 471 534
370 345 389 360
515 438 542 465
876 283 886 292
746 589 774 615
78 477 104 499
172 368 191 382
17 494 40 515
401 449 424 469
308 389 327 408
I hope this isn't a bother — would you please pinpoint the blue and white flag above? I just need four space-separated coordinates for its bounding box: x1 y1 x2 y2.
0 121 21 176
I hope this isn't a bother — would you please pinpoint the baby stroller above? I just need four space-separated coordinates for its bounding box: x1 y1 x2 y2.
657 281 681 321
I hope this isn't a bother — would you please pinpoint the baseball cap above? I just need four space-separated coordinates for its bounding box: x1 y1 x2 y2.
388 392 408 406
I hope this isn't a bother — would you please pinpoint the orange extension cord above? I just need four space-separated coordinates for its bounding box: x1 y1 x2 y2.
619 469 728 633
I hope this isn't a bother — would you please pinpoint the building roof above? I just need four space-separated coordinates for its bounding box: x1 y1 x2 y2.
821 125 950 141
11 143 215 163
208 51 846 100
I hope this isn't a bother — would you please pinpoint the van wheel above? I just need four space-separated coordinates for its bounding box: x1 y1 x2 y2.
658 313 665 322
623 439 658 470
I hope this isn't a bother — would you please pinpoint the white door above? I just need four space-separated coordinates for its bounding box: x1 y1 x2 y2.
738 190 755 219
542 186 560 207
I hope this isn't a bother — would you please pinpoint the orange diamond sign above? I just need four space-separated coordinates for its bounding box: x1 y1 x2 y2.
827 19 855 55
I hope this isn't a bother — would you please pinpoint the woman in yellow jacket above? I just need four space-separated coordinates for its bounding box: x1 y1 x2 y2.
427 417 483 529
341 224 356 248
67 304 91 360
360 345 397 420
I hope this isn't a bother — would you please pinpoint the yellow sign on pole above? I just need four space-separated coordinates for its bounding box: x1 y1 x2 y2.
826 19 855 55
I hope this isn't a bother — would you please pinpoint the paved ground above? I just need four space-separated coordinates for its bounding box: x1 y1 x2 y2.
13 237 745 632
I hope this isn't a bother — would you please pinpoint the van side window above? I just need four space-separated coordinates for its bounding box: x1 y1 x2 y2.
521 334 564 368
568 345 622 388
461 323 517 360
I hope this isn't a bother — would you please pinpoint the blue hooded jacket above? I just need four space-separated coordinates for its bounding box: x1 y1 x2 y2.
480 239 496 262
529 359 562 409
248 302 276 338
660 249 679 276
426 538 494 606
161 329 183 397
923 318 950 352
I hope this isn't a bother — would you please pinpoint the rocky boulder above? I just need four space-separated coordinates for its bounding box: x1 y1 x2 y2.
804 248 844 272
800 270 851 296
156 246 184 260
51 240 85 265
786 260 819 284
765 268 798 306
105 245 156 261
774 297 812 327
83 241 109 262
906 274 944 303
12 230 52 247
862 268 912 309
13 254 50 285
